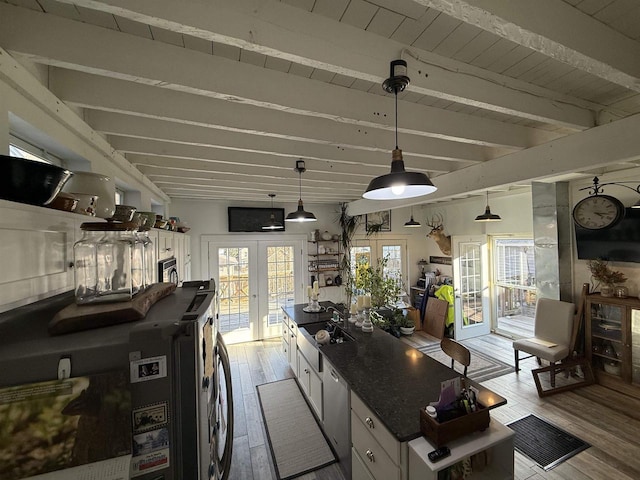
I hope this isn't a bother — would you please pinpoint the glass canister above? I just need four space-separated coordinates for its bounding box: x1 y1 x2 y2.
96 222 136 302
137 226 155 289
129 225 145 296
73 223 105 304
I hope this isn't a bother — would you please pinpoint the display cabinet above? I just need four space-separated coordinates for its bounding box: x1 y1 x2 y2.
586 293 640 398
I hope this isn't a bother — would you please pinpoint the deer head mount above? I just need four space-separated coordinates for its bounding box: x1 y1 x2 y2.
426 214 451 256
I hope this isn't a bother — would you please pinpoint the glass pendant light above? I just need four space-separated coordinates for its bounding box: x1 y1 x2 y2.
404 206 421 227
262 193 284 230
363 60 437 200
475 191 502 222
286 160 317 223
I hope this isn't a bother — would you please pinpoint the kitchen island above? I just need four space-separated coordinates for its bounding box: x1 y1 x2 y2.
283 302 513 480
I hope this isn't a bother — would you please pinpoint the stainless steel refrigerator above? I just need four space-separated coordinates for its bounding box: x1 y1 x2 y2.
0 280 233 480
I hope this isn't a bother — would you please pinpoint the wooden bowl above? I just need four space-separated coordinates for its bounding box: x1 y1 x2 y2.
47 192 78 212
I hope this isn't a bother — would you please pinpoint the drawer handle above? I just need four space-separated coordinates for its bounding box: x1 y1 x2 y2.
365 417 374 429
366 449 375 462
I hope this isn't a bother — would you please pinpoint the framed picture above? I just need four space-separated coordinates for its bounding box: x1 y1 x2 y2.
366 210 391 232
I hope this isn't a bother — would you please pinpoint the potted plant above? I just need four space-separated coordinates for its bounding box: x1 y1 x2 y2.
587 259 627 297
394 309 415 335
354 255 402 309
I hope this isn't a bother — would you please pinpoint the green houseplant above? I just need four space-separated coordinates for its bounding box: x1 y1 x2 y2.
354 255 401 309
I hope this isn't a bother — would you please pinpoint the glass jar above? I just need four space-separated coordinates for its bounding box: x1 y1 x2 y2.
138 227 155 289
96 223 135 302
614 285 629 298
130 227 145 296
73 224 105 304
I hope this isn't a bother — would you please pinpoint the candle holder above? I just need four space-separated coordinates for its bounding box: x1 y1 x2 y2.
354 309 364 328
361 308 373 332
303 295 322 312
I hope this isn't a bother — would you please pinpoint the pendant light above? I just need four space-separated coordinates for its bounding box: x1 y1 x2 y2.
262 193 284 230
475 191 502 222
285 160 317 223
404 206 421 227
363 60 437 200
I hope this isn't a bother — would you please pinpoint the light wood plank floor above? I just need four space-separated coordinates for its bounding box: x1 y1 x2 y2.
226 333 640 480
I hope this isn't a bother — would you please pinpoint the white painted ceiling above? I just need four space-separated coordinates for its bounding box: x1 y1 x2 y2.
1 0 640 213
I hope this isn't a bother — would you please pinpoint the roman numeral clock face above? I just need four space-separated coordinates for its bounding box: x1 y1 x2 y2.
572 194 625 230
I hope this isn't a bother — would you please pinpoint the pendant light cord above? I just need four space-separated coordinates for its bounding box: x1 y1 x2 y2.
298 170 302 201
394 89 399 149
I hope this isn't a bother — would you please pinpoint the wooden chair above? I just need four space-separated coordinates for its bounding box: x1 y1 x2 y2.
513 298 575 386
441 337 471 377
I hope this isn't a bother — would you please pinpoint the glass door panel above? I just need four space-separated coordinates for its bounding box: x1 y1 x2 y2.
261 244 296 338
453 236 490 340
632 309 640 385
591 302 624 378
215 245 257 344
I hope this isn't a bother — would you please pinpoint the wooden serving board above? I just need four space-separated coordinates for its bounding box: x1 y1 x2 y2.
49 283 177 336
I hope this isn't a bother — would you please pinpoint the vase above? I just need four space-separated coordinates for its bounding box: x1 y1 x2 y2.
600 284 614 297
321 231 332 241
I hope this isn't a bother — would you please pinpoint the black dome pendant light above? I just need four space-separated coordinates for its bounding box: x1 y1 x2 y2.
474 191 502 222
363 60 437 200
262 193 284 230
404 206 421 227
285 160 317 223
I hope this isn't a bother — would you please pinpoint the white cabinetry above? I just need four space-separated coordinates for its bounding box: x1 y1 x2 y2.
157 230 175 261
0 201 76 313
408 420 514 480
351 392 406 480
297 349 323 420
282 313 297 373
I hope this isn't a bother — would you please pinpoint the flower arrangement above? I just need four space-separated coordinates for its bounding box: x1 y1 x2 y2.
587 259 627 289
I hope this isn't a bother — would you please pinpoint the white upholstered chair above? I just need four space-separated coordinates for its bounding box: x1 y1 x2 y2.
513 298 576 385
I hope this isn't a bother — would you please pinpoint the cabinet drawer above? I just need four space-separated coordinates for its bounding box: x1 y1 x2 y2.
352 447 376 480
351 392 400 464
352 414 400 480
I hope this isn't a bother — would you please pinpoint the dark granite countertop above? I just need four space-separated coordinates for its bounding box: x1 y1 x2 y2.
283 302 507 443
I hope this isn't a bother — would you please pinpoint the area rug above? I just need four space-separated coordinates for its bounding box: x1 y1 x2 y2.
418 343 514 383
507 414 590 470
256 378 336 480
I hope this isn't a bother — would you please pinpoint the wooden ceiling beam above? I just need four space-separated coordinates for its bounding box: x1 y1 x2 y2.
50 0 595 128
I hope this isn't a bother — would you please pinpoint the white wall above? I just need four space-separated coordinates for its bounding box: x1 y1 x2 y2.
171 192 536 303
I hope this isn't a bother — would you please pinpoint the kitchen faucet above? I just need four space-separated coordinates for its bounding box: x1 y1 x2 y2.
326 305 348 329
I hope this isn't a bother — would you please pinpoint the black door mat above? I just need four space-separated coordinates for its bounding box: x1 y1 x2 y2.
506 414 590 471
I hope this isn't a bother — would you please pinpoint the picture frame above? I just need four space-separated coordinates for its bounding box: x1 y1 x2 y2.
365 210 391 232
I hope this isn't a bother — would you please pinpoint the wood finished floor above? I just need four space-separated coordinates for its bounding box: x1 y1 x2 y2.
226 332 640 480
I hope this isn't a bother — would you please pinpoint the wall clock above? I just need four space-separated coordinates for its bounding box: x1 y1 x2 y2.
572 194 625 230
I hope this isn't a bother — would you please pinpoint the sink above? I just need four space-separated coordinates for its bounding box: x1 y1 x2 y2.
301 321 355 344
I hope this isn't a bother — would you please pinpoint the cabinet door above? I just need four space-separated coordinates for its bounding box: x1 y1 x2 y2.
308 367 323 420
0 203 76 311
157 231 174 261
589 300 625 380
631 309 640 386
297 351 310 397
288 329 297 372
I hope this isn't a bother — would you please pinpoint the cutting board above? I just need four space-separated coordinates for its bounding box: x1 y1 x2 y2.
49 283 177 336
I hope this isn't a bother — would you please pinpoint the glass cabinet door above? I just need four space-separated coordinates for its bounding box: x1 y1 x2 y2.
632 309 640 385
590 302 624 378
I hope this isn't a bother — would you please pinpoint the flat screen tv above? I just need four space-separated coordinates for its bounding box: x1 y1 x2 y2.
575 207 640 263
228 207 285 232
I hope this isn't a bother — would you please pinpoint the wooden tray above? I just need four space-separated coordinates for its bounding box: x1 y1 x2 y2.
419 404 490 447
49 283 176 335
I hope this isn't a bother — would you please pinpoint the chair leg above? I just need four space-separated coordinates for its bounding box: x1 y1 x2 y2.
514 349 520 373
536 357 542 366
550 361 556 387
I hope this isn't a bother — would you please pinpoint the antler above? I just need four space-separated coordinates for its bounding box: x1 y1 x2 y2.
426 213 443 229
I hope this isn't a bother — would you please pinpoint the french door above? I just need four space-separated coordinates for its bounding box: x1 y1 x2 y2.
351 237 408 299
452 235 491 340
204 236 305 344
